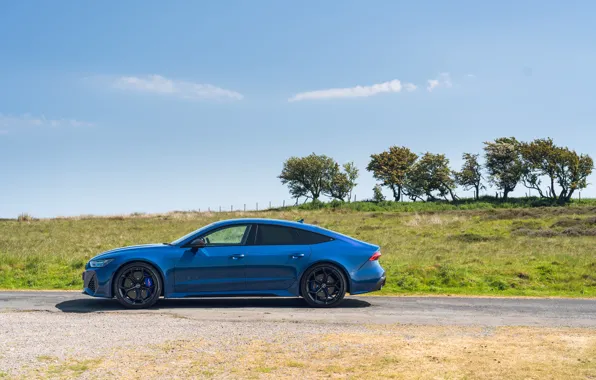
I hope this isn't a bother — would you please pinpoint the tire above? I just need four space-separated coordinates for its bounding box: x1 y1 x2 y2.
301 263 347 308
113 262 162 309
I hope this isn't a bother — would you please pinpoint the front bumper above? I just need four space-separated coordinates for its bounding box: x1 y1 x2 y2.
82 269 113 298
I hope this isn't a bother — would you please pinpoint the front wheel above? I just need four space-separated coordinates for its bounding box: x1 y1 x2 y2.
301 263 347 308
113 262 162 309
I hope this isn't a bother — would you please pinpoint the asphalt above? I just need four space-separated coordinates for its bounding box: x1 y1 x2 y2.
1 291 595 327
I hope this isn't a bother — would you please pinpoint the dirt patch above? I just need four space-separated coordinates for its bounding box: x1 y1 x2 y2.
23 325 596 379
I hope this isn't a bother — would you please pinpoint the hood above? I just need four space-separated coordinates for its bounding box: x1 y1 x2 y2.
91 243 169 260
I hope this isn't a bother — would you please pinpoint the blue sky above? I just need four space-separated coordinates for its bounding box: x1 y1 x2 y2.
1 1 595 217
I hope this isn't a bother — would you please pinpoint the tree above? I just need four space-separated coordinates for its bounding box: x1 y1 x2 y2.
324 162 359 202
553 149 593 202
404 152 458 201
366 146 418 201
484 137 523 201
279 153 336 202
455 153 484 200
343 162 359 202
519 138 557 198
372 184 385 202
519 138 594 202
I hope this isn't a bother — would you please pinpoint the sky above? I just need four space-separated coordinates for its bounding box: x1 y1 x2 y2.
1 1 596 218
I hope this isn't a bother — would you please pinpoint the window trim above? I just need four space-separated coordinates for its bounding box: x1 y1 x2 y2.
252 224 333 246
182 224 252 247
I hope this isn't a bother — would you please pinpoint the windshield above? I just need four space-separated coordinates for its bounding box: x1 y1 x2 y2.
170 222 217 245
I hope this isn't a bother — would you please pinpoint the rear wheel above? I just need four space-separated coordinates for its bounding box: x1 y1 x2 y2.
113 262 162 309
301 263 347 308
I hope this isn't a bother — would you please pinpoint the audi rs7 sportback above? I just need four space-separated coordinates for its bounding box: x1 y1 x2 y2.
83 218 386 308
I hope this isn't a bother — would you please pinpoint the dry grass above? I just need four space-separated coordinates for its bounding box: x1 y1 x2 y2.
403 213 470 227
24 325 596 379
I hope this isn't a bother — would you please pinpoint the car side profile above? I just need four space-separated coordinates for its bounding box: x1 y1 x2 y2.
83 218 386 308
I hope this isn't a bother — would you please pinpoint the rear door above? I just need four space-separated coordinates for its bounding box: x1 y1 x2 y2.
244 224 311 291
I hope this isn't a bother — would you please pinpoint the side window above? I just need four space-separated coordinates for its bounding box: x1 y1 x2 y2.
202 225 249 245
256 225 300 245
296 229 333 244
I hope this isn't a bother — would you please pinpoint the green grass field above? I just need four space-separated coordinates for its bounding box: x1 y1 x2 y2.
1 201 596 296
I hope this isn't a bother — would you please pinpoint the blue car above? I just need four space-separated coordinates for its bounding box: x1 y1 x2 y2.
83 218 386 308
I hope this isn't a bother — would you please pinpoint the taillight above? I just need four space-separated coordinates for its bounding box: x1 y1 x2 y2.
369 251 382 261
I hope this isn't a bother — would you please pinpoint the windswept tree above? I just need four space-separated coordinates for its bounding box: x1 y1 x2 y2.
279 153 336 202
455 153 484 200
366 146 418 201
519 138 558 198
553 149 593 202
484 137 523 201
324 162 359 202
520 138 594 202
404 153 458 201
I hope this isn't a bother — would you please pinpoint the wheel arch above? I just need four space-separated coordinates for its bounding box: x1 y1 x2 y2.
298 260 351 296
111 259 166 297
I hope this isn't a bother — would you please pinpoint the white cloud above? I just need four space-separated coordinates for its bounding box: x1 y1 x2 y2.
113 74 243 101
0 114 94 129
403 83 417 92
288 79 416 102
427 79 440 92
466 73 476 78
427 73 452 92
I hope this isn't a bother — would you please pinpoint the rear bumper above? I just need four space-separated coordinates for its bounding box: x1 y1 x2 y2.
350 259 386 295
372 275 386 291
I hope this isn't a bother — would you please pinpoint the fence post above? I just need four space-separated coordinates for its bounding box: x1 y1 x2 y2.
283 200 285 208
256 202 258 211
354 194 357 202
231 205 233 212
244 204 246 211
269 201 271 209
208 207 210 212
219 206 221 212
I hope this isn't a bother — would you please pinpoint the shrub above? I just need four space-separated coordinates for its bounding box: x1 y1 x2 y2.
17 213 33 222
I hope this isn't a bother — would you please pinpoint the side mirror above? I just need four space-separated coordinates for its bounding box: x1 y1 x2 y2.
189 237 206 248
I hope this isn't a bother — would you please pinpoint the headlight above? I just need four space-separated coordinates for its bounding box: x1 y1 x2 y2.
89 259 114 268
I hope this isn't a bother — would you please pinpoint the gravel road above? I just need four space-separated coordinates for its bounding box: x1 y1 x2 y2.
1 292 595 377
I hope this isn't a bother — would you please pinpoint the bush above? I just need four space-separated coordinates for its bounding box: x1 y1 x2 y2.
17 213 33 222
288 197 596 214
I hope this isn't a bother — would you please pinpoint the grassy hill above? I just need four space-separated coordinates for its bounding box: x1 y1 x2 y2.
1 200 596 296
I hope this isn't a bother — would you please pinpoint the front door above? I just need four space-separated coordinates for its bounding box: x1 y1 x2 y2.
174 224 251 294
244 224 311 291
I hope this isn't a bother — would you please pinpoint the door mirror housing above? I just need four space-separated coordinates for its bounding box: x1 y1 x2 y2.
189 238 206 248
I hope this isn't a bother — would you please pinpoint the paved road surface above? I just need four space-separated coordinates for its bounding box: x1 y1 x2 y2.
1 291 595 327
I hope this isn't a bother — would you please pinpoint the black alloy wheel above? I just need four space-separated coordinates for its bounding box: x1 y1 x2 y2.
301 263 347 307
114 262 161 309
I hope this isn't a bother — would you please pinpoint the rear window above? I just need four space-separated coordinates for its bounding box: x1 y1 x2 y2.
256 224 300 245
255 224 333 245
295 229 333 245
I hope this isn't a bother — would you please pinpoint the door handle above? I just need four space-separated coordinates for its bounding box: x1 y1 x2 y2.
290 253 305 259
230 254 245 260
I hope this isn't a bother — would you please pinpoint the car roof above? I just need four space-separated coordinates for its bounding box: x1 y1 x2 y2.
212 218 318 230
